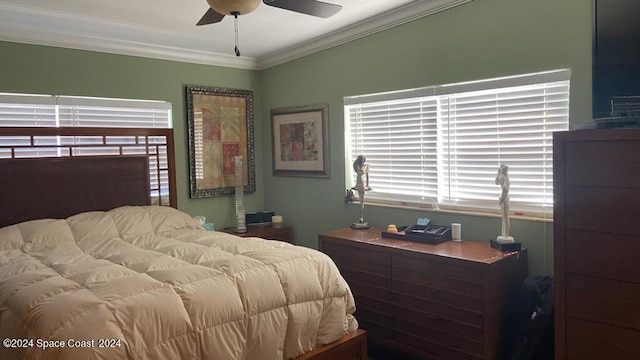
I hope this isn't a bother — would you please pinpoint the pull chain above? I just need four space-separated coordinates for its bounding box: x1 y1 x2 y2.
232 12 240 57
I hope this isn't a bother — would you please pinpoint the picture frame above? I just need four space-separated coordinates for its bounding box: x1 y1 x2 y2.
271 103 330 177
186 85 255 198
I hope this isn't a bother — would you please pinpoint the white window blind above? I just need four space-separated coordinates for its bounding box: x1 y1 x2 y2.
347 97 439 205
0 94 59 157
0 94 172 128
0 94 57 127
56 96 171 128
345 70 570 217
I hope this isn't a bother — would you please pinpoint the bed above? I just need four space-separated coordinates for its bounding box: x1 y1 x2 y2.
0 127 365 360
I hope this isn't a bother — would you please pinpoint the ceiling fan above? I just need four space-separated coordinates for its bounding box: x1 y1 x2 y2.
197 0 343 56
197 0 343 26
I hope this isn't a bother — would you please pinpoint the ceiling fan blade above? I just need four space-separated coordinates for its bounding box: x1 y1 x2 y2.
263 0 342 18
196 8 225 26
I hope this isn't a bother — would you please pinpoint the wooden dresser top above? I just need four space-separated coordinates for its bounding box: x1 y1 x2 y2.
319 227 525 265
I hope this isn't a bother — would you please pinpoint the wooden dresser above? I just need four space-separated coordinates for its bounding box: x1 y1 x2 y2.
553 129 640 359
319 227 527 360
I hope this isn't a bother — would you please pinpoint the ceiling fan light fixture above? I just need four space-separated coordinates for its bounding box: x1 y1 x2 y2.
207 0 261 16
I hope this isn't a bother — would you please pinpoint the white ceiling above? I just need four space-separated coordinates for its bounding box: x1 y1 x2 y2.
0 0 470 70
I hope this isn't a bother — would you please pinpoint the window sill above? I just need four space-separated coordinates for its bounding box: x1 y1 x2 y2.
351 201 553 223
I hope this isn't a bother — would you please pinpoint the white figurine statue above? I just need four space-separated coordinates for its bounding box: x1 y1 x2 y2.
495 164 515 243
351 155 371 229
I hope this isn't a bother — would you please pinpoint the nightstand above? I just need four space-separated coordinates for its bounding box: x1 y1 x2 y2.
221 224 293 244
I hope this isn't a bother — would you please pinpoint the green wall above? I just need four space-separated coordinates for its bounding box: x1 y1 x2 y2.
0 41 264 227
0 0 593 276
259 0 592 276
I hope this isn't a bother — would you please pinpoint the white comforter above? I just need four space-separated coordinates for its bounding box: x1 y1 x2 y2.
0 206 357 360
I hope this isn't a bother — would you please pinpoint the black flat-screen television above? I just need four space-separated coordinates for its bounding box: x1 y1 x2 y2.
592 0 640 119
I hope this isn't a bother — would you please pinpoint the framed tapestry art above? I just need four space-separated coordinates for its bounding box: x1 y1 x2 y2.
271 103 330 177
186 86 255 198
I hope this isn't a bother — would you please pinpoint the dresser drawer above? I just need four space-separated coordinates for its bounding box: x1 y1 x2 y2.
566 274 640 331
567 317 640 360
354 294 392 318
266 231 291 242
563 140 640 188
355 307 393 329
395 331 483 360
395 306 483 342
358 318 395 341
348 279 392 302
392 266 483 299
354 296 394 340
339 266 391 290
394 317 483 357
393 278 482 312
393 254 482 283
566 230 640 283
322 240 391 276
393 291 483 327
564 186 640 236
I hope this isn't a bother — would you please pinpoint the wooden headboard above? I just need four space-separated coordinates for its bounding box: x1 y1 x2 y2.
0 127 176 228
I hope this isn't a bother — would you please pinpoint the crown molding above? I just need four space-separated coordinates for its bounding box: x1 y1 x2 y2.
256 0 472 69
0 0 472 71
0 3 259 69
0 30 258 70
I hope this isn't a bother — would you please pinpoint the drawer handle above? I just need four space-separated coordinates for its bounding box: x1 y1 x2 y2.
425 287 441 293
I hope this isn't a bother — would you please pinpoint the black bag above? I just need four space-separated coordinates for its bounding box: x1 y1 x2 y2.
506 276 555 360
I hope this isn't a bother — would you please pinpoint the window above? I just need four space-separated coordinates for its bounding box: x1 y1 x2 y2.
345 70 570 217
0 93 172 204
0 94 171 128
